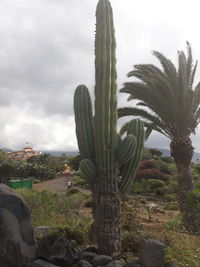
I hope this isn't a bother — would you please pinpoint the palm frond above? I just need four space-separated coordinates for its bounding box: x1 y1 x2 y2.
120 43 200 140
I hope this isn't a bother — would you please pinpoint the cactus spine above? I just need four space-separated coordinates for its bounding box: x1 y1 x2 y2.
73 0 145 255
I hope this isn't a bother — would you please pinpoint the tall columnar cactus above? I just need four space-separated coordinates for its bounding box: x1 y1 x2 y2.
73 0 145 255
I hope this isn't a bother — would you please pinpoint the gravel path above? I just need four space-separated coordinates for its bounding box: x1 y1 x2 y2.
33 176 91 195
33 176 69 193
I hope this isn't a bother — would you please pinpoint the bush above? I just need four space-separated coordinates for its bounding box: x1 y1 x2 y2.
154 186 168 196
160 156 174 164
18 189 85 227
192 169 200 181
166 179 178 194
163 193 177 202
67 188 80 195
186 189 200 213
165 217 181 231
140 160 156 169
148 179 166 190
164 202 179 211
72 176 90 189
155 160 173 175
135 168 170 182
194 163 200 174
132 179 150 194
58 217 94 245
142 149 153 160
121 213 146 252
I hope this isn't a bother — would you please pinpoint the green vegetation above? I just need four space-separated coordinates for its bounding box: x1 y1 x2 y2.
0 152 72 184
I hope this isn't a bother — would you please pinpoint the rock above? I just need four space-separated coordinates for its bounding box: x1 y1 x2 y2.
34 226 57 239
0 184 36 267
105 260 125 267
33 259 59 267
77 259 93 267
165 263 178 267
82 246 99 253
92 255 113 267
139 239 165 267
38 233 78 266
80 250 98 263
125 260 141 267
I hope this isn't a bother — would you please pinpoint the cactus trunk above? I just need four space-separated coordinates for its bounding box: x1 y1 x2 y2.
93 0 120 255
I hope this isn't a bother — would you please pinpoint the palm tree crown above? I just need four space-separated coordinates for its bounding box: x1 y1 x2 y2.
118 42 200 140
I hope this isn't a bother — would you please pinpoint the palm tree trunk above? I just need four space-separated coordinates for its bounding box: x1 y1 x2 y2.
171 138 200 232
92 175 121 256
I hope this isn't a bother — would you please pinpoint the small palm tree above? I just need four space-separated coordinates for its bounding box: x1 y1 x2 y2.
118 42 200 232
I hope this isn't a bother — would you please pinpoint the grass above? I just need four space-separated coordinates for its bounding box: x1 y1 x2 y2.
17 187 200 265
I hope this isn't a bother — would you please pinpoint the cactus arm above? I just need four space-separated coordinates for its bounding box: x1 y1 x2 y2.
118 119 145 195
79 158 97 182
74 85 95 159
116 135 136 165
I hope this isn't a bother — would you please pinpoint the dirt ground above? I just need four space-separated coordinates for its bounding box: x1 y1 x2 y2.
33 176 91 195
33 176 69 193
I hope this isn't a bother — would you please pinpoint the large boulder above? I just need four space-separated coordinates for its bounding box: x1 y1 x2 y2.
38 233 78 266
139 239 165 267
0 183 36 267
92 255 113 267
33 259 59 267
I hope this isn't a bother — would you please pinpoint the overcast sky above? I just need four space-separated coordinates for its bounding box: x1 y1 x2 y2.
1 0 200 152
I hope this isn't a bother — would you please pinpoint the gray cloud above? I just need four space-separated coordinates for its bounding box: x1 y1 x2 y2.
0 0 200 151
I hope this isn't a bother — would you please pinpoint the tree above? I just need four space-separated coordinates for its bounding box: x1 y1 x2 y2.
148 148 162 158
73 0 145 255
118 43 200 232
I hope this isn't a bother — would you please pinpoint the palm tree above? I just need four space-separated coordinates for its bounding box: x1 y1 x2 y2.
118 42 200 232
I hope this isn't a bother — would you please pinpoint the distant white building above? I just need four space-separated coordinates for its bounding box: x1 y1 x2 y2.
6 146 38 161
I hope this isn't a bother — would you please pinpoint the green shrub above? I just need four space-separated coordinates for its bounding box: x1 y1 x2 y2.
165 217 181 231
123 203 134 212
193 163 200 174
154 186 168 196
121 213 146 252
166 179 178 194
67 188 80 195
160 156 174 164
163 193 177 202
32 178 40 184
72 176 90 189
186 189 200 213
164 202 179 211
58 217 94 245
142 149 153 160
194 179 200 190
154 160 173 175
148 179 166 190
192 169 200 181
66 193 85 216
18 189 85 226
84 195 93 207
132 179 150 194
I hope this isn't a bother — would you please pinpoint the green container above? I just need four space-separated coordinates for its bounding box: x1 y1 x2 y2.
9 179 32 189
22 179 32 189
9 179 23 189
